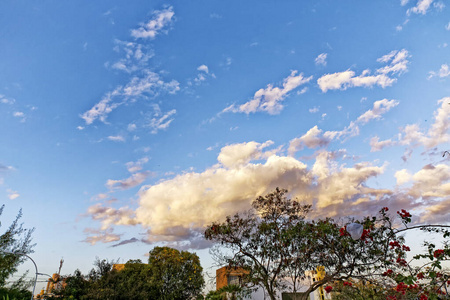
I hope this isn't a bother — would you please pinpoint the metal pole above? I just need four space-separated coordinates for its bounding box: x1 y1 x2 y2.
0 251 38 300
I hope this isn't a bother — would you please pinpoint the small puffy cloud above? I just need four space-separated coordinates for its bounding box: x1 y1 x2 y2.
401 0 409 6
309 107 319 113
217 141 275 168
107 135 126 142
288 126 333 154
395 169 412 185
356 99 399 124
126 157 149 173
13 111 26 122
7 189 20 200
428 64 450 79
226 71 313 114
315 53 328 66
399 97 450 149
197 65 209 73
446 22 450 31
131 7 175 39
407 0 434 15
0 95 15 105
86 204 138 230
370 136 396 152
318 49 409 92
106 171 151 190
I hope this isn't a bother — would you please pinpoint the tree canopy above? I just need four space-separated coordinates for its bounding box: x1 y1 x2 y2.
204 188 450 300
0 205 35 299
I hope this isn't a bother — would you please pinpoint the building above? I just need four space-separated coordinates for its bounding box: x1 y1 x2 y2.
216 266 250 290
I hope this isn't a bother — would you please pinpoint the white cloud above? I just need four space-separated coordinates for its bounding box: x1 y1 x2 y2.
401 0 410 6
148 106 176 134
315 53 328 66
289 99 398 154
395 169 412 185
317 70 394 92
356 99 399 124
197 65 209 73
446 22 450 31
428 64 450 79
217 141 276 168
7 189 19 200
434 2 445 11
318 49 409 92
407 0 434 15
107 135 126 142
106 171 151 190
110 40 153 73
399 97 450 149
81 72 179 125
83 228 121 245
126 157 149 173
309 107 319 113
370 136 396 152
131 7 175 39
127 123 137 131
226 71 313 114
0 95 15 105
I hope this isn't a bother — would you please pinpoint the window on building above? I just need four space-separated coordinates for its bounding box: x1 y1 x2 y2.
227 275 240 286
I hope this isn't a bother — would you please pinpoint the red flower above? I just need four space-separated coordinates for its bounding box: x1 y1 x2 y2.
339 226 348 237
383 269 393 276
417 272 424 280
396 257 407 266
396 282 408 295
343 281 352 287
433 249 445 258
324 286 332 293
397 209 411 219
419 295 428 300
402 245 410 251
389 241 400 249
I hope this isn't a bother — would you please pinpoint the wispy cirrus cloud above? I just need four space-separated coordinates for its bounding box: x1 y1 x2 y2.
147 105 177 134
131 6 175 39
317 49 409 92
81 71 179 125
315 53 328 66
223 71 313 115
81 7 179 129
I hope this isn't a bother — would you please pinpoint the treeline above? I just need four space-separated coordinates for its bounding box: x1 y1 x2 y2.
49 247 204 300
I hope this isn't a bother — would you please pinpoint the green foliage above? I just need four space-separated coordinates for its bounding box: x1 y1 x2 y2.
0 205 34 294
148 246 205 300
204 189 450 300
58 247 204 300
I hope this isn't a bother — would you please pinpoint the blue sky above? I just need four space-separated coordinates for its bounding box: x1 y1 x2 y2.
1 0 449 291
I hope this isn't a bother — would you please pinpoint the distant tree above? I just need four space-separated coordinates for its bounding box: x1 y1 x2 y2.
0 205 35 295
148 246 205 300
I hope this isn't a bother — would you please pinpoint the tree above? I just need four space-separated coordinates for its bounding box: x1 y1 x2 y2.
148 246 205 300
204 188 450 300
0 205 35 293
204 188 311 300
